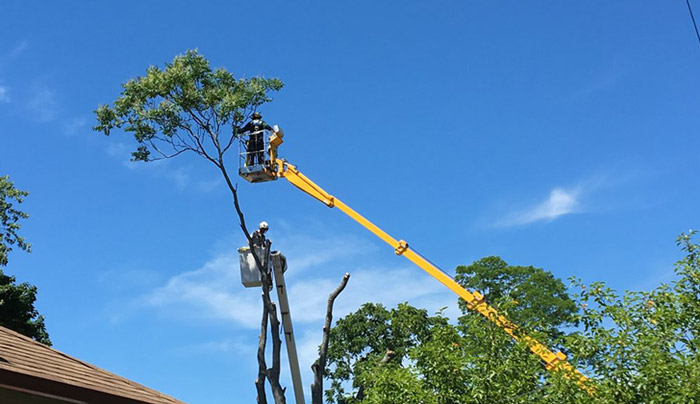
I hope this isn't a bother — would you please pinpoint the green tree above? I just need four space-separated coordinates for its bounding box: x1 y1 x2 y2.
327 238 700 403
455 256 577 340
324 257 578 404
558 231 700 403
95 50 296 404
325 300 554 404
0 175 50 345
1 175 31 267
325 302 447 403
95 49 283 166
0 271 51 345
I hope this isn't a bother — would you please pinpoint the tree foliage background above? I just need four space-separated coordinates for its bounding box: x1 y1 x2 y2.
0 175 50 345
325 236 700 404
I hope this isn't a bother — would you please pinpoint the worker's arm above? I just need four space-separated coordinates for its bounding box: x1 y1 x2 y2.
237 122 253 135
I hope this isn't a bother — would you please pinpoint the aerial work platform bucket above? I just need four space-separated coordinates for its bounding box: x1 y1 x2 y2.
238 128 282 183
238 247 287 288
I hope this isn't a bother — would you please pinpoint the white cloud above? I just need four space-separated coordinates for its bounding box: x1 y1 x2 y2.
197 177 221 193
497 186 581 227
273 231 377 275
107 142 128 158
63 117 86 135
142 231 461 330
105 144 222 193
0 86 9 103
174 338 256 356
287 267 457 324
137 229 465 401
8 40 29 59
27 85 57 121
167 167 190 191
145 252 263 328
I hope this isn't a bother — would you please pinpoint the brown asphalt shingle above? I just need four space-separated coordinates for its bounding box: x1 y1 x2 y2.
0 326 187 404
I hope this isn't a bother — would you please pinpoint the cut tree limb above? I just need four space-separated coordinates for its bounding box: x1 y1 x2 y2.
311 273 350 404
256 299 269 404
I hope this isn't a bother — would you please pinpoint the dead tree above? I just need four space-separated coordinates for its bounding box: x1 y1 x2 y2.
311 273 350 404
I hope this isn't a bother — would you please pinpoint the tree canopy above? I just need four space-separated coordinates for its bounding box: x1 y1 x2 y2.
325 302 447 403
455 256 577 341
0 270 51 345
325 239 700 403
1 175 31 267
94 49 283 166
0 175 50 345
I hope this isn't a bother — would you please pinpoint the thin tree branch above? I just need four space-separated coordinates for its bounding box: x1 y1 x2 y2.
185 106 220 152
148 140 192 159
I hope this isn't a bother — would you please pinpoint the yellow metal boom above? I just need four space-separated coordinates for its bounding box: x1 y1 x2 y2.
263 133 591 389
268 155 593 393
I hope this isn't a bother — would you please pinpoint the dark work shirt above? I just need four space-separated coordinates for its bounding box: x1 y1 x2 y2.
251 229 267 247
240 119 272 135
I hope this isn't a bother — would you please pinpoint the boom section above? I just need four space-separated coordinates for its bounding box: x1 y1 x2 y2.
274 158 592 392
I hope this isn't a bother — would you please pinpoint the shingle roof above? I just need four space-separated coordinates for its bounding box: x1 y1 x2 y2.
0 326 187 404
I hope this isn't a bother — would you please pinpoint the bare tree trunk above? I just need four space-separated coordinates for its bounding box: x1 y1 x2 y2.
266 300 286 403
256 300 269 404
217 163 286 404
311 273 350 404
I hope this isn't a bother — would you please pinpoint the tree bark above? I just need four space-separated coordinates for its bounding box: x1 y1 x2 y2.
217 162 286 404
256 299 269 404
266 300 286 404
311 273 350 404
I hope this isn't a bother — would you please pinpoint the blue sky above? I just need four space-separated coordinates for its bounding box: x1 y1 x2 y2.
1 1 699 403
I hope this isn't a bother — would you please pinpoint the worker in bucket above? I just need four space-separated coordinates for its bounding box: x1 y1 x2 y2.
251 221 270 248
239 112 272 166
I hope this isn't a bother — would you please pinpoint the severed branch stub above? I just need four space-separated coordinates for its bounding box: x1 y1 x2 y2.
311 273 351 404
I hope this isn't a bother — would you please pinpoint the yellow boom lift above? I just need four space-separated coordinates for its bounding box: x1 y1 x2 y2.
238 128 593 393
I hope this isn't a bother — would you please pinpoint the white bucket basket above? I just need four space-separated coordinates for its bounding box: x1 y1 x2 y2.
238 246 269 288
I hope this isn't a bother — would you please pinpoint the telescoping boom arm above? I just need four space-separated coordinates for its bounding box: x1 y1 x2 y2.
269 156 593 393
257 126 592 391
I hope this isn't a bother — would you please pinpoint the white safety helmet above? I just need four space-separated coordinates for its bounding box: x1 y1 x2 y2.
259 221 269 231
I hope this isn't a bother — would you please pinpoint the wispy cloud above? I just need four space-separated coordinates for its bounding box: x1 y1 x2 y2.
8 40 29 59
0 41 29 104
571 59 623 100
174 337 256 356
285 267 456 324
104 143 222 193
0 86 9 103
141 230 460 330
107 142 129 158
63 117 87 135
133 229 464 398
27 84 57 121
145 252 262 328
497 186 581 227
